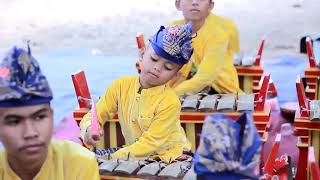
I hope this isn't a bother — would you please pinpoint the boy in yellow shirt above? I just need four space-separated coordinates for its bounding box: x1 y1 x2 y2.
81 23 193 163
169 0 243 94
0 46 99 180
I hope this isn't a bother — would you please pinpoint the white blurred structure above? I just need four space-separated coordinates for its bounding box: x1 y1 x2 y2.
0 0 320 58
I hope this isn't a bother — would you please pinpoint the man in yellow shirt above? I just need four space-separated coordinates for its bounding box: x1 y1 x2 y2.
169 0 243 94
0 46 99 180
81 23 193 163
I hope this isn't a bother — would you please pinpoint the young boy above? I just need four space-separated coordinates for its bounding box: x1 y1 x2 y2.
0 46 99 180
81 23 193 163
168 0 243 95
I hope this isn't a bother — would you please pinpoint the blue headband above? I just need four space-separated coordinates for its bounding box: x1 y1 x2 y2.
0 46 53 107
150 22 193 65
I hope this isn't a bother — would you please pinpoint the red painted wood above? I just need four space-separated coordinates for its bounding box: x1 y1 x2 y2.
253 76 263 81
255 73 270 111
296 76 310 118
296 146 309 180
294 121 320 131
305 77 318 83
305 70 320 77
254 37 265 66
71 70 92 109
73 111 88 119
135 33 145 74
293 128 310 136
136 33 145 49
263 133 281 174
306 37 317 68
236 67 264 75
306 92 316 100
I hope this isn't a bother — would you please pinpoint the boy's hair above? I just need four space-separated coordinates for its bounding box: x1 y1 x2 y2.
149 22 193 65
0 46 53 107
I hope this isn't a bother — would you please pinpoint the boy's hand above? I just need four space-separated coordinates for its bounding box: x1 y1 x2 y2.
84 126 103 148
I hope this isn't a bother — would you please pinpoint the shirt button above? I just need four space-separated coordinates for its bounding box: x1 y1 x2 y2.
136 96 140 101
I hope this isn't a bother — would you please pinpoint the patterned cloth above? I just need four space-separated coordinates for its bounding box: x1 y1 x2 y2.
0 46 53 107
150 22 193 65
194 112 262 179
95 147 121 156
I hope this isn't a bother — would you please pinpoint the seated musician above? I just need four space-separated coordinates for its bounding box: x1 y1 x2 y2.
0 46 99 180
80 23 193 163
168 0 244 95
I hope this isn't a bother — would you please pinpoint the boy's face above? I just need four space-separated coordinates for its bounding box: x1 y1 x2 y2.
176 0 213 22
139 46 182 88
0 103 53 164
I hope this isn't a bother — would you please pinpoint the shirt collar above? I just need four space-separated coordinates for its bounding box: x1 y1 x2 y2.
2 149 18 178
135 77 166 96
2 142 53 179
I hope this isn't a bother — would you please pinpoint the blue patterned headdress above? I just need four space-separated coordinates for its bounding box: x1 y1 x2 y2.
194 112 262 179
0 46 53 107
150 22 193 65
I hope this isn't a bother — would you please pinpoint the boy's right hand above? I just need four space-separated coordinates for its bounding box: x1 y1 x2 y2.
84 126 103 148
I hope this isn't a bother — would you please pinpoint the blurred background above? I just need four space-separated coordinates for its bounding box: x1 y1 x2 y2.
1 0 319 57
0 0 319 125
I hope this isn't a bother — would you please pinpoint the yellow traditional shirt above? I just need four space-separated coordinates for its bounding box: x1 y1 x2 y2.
0 140 99 180
80 76 191 163
213 14 240 55
169 13 243 94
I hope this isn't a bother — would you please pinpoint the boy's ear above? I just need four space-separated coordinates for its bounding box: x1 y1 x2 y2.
175 0 181 10
210 1 214 11
171 71 182 84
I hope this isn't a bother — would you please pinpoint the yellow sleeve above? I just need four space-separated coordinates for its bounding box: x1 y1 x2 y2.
78 154 100 180
174 35 228 95
111 100 181 159
227 20 240 54
80 79 119 140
